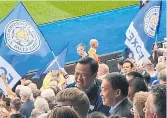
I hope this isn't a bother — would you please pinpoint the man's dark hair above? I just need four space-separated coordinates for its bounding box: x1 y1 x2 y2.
127 71 143 79
117 58 125 66
77 56 98 75
142 71 151 85
151 84 166 118
104 72 129 97
128 77 148 94
10 97 22 111
123 60 134 68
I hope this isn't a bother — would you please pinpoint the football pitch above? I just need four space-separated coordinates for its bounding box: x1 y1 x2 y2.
0 1 138 25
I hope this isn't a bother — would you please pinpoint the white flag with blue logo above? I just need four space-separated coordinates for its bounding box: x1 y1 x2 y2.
0 2 54 92
125 0 162 62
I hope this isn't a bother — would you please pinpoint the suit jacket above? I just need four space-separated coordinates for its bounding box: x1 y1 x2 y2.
66 80 110 116
110 98 133 118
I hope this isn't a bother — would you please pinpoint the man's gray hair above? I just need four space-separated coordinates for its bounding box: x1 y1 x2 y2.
41 88 55 102
151 84 166 118
19 86 32 98
34 97 50 113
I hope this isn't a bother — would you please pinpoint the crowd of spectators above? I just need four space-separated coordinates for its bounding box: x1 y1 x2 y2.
0 39 166 118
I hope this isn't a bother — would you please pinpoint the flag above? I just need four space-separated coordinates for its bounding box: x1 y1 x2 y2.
32 45 68 79
0 2 54 91
125 0 162 62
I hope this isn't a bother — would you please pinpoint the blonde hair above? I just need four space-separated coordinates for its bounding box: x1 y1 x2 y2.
133 92 149 117
55 88 90 118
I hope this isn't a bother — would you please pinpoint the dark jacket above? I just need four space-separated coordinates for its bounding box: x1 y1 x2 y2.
10 114 25 118
109 98 133 118
66 80 110 116
20 99 34 118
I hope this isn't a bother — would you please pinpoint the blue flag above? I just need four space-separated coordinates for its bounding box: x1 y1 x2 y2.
0 2 54 90
140 0 149 9
32 45 68 79
125 0 162 62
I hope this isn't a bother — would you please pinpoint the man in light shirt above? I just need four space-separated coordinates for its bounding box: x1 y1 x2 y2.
100 73 133 118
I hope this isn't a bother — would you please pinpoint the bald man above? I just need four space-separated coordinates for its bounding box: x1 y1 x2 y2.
88 39 100 63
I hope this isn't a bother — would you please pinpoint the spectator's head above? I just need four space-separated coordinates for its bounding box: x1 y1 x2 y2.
142 60 154 72
88 112 107 118
55 88 90 118
19 86 32 102
144 85 166 118
129 58 137 71
48 106 79 118
24 79 32 86
142 71 151 88
49 80 58 87
126 71 143 81
136 66 144 74
31 109 42 118
97 63 109 78
15 85 24 98
123 60 134 75
28 83 37 90
158 69 166 84
34 97 50 113
32 89 41 100
158 56 166 63
41 88 55 103
76 43 86 57
117 58 124 71
3 98 11 112
155 62 166 73
10 97 21 112
90 39 98 49
49 86 61 96
100 72 129 107
128 77 148 101
75 56 98 90
132 92 149 118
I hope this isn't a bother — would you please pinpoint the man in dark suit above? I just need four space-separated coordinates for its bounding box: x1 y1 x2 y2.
66 56 110 115
100 72 133 118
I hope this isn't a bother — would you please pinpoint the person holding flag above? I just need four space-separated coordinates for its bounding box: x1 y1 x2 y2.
0 2 54 94
125 0 162 63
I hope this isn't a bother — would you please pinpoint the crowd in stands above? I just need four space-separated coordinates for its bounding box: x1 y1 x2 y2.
0 39 166 118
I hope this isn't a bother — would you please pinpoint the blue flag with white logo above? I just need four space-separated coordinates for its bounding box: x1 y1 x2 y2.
0 2 54 91
125 0 162 62
32 44 68 79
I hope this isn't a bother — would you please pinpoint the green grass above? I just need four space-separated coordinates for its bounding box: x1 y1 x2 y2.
0 1 139 25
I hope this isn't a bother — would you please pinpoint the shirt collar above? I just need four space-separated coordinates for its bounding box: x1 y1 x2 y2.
75 81 95 93
109 97 126 114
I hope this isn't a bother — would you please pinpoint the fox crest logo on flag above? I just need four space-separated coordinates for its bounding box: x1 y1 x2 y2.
4 19 41 54
144 6 160 38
